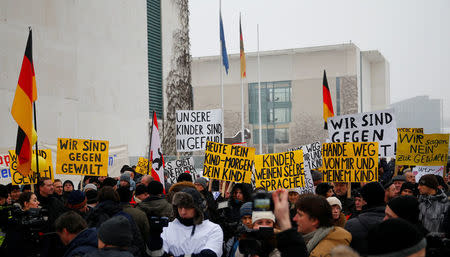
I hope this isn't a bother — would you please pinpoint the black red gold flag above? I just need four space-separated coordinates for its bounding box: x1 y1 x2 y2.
322 70 334 130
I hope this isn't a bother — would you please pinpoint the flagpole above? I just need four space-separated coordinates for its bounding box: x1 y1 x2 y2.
33 101 40 184
257 24 262 154
240 13 245 143
219 0 225 143
147 111 154 175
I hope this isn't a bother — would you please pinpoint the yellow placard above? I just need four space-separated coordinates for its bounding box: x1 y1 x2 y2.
135 157 151 175
254 150 305 191
9 149 54 185
396 132 449 166
397 128 424 133
56 138 109 176
202 141 255 183
321 142 379 182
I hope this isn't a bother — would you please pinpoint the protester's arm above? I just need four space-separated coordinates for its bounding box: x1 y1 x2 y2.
272 189 308 257
146 225 166 257
197 223 223 257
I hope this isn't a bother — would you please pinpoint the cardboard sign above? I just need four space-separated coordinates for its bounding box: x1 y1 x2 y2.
412 166 444 182
176 109 223 152
396 132 449 166
327 109 396 157
0 152 12 184
297 169 315 194
9 149 54 185
288 141 322 170
203 141 254 183
56 138 109 176
321 142 379 182
166 157 198 184
254 150 305 191
135 157 151 175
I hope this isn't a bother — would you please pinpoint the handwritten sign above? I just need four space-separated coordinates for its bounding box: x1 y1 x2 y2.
321 142 379 182
56 138 109 176
327 109 396 157
9 149 54 185
412 166 444 182
166 157 198 184
135 157 151 175
288 142 322 170
203 141 254 183
254 150 305 191
396 132 449 166
176 109 223 152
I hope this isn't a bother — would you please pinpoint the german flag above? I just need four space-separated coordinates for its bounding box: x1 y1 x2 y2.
239 14 246 78
11 30 37 176
322 70 334 129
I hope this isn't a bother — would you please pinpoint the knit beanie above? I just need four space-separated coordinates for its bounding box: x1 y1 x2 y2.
85 189 98 204
240 202 253 218
326 196 342 210
98 215 132 247
315 183 333 197
360 182 385 207
102 177 117 188
194 177 208 190
287 188 301 195
148 181 164 196
252 211 275 224
63 180 74 190
400 182 418 196
368 218 426 257
66 190 87 210
387 195 420 224
392 175 406 182
418 174 439 190
177 173 193 183
135 184 148 196
120 173 131 184
84 183 97 192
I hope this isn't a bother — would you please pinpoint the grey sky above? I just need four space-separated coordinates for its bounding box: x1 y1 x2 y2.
189 0 450 123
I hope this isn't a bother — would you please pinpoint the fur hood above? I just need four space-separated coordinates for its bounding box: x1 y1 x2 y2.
172 188 206 225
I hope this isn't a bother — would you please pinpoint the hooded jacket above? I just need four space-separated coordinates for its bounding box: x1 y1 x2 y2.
63 228 98 257
137 195 173 220
345 205 385 254
418 189 449 233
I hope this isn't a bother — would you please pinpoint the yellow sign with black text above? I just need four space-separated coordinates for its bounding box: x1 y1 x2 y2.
135 157 151 175
9 149 54 185
396 132 449 166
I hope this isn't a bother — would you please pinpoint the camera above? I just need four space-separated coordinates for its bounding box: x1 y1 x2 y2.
9 205 49 232
239 227 275 256
252 191 273 212
149 216 169 228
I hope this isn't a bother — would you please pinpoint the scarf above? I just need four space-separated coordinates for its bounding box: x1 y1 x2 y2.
303 226 334 253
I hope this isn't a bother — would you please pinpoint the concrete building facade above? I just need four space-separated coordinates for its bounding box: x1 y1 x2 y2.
192 43 390 153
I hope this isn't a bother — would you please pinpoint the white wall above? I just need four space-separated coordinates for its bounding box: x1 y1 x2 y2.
0 0 149 157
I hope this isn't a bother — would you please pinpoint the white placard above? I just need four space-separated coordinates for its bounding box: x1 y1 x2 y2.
166 157 198 184
413 166 444 183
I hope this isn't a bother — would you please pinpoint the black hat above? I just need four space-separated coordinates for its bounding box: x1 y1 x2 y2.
98 216 132 247
315 183 333 197
360 182 385 207
135 184 148 196
400 182 418 196
392 175 406 182
177 173 193 183
387 196 420 224
172 187 206 225
368 218 426 256
63 180 74 189
66 190 87 210
102 177 117 188
85 189 98 204
418 174 439 190
148 181 164 196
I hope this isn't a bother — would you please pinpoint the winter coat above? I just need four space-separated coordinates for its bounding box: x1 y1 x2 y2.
37 193 67 230
276 228 308 257
85 247 134 257
63 228 98 257
418 189 450 233
344 205 385 254
199 189 218 222
333 213 347 228
309 226 352 257
336 195 355 216
137 195 173 220
120 202 150 243
161 219 223 257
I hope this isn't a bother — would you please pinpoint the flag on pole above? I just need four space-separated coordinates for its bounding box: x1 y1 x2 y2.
11 30 38 176
150 111 165 188
220 8 229 74
322 70 334 130
239 14 246 78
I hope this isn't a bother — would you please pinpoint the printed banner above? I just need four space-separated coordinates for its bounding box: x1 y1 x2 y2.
327 109 396 157
135 157 151 175
396 132 449 166
176 109 223 152
56 138 109 176
9 149 53 185
166 157 198 184
0 150 12 185
254 150 305 191
203 141 254 183
321 142 379 182
412 166 444 183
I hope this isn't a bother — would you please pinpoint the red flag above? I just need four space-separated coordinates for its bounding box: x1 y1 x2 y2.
322 70 334 129
11 30 38 176
150 112 165 187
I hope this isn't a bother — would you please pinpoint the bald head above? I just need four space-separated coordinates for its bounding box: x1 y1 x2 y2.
141 175 153 186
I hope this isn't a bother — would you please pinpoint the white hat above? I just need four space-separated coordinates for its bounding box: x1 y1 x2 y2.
84 183 97 192
327 196 342 210
252 211 276 224
287 188 301 195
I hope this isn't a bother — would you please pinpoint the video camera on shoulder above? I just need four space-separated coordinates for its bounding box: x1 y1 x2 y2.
252 191 274 212
9 205 49 231
149 216 169 228
239 227 275 256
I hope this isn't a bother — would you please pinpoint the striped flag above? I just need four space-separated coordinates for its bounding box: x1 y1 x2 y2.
322 70 334 130
239 14 246 78
150 111 165 188
219 9 229 74
11 30 38 176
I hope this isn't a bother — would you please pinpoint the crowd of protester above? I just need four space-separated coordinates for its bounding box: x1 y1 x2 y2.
0 161 449 257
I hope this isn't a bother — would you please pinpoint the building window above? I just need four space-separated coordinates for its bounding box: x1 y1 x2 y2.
252 128 289 144
147 0 163 119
